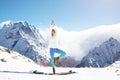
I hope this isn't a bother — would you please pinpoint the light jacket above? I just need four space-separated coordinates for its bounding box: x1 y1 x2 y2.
49 25 59 48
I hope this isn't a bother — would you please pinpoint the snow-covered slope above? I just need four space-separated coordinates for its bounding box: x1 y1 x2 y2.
0 46 120 80
0 21 49 65
77 37 120 67
0 51 120 80
0 46 40 71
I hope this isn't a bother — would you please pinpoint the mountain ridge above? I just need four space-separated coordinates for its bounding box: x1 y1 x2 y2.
0 21 49 65
77 37 120 67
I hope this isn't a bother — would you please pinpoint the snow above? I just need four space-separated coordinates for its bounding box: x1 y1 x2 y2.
0 46 39 71
0 46 120 80
0 67 120 80
0 20 13 28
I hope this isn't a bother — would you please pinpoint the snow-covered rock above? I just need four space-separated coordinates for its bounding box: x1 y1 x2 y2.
0 21 49 65
77 37 120 67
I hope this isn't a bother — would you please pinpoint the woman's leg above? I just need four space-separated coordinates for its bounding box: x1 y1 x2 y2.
50 48 56 74
50 48 55 68
50 48 66 74
55 48 66 58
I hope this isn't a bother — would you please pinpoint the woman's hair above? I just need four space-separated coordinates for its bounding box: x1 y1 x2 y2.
51 29 56 37
51 29 56 33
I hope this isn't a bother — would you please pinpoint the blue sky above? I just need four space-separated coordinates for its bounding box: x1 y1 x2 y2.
0 0 120 31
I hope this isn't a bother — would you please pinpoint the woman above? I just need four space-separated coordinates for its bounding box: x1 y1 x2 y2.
49 20 66 74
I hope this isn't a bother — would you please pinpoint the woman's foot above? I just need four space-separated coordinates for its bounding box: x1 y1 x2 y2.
53 67 56 74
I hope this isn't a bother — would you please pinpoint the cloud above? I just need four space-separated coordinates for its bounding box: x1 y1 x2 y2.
39 23 120 61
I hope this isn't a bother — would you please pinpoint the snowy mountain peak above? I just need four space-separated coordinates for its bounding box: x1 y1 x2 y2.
0 20 13 28
103 37 119 47
107 37 118 43
0 21 31 31
0 20 27 25
77 37 120 67
0 21 49 65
